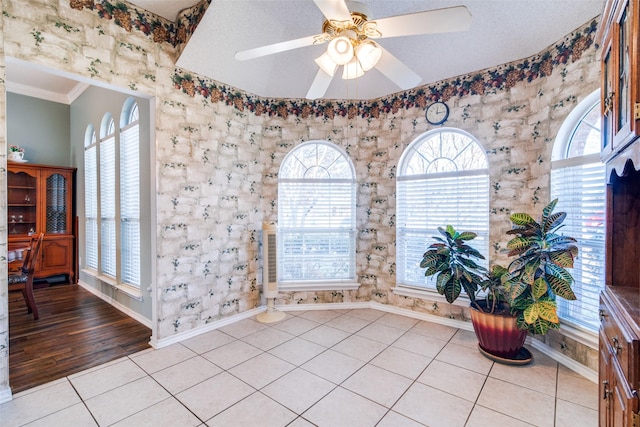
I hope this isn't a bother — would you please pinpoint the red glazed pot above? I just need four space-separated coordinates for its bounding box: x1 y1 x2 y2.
469 301 527 360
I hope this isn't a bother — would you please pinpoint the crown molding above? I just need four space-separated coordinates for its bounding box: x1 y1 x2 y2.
6 80 89 105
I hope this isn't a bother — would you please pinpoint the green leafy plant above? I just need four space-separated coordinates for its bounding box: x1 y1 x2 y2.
481 264 509 314
420 225 502 311
421 198 578 336
503 198 578 335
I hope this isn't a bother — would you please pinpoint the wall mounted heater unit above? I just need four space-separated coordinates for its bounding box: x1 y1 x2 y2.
257 221 285 323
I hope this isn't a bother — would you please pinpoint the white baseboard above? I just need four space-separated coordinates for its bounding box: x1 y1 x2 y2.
0 386 12 404
150 306 266 349
528 337 598 383
277 301 370 312
367 301 475 332
77 280 152 328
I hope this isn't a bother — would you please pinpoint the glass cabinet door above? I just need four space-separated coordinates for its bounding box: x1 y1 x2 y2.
46 173 69 234
7 171 37 236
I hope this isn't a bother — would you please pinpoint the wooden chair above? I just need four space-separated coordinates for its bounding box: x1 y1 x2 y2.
8 233 44 320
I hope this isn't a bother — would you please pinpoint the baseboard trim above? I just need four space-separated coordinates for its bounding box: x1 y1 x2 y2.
150 306 266 349
527 337 598 383
277 301 370 312
368 301 475 332
0 386 12 404
77 280 152 329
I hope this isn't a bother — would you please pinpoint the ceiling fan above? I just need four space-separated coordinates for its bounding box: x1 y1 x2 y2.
234 0 472 99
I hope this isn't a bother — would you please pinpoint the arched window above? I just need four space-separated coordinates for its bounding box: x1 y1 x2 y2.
397 128 489 290
278 141 357 288
99 113 117 278
83 100 143 292
84 125 98 270
119 98 140 288
550 90 605 331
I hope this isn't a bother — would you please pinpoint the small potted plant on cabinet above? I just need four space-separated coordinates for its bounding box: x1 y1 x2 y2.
420 199 578 364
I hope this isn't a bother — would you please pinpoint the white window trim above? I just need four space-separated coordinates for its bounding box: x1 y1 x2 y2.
81 268 143 301
83 100 142 292
277 140 357 289
279 280 361 292
550 89 604 334
396 128 490 291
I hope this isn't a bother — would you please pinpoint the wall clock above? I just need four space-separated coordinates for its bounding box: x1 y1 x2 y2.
426 101 449 125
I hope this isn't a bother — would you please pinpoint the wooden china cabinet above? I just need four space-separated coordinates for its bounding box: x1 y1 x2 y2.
7 163 77 284
597 0 640 425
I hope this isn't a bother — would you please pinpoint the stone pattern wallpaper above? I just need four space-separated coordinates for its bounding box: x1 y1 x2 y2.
0 0 600 394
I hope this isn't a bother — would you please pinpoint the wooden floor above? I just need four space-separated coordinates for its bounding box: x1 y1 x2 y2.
9 283 151 394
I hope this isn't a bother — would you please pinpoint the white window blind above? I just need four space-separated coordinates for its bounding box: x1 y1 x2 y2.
550 95 605 332
120 121 140 287
100 135 116 278
397 129 489 289
551 157 606 330
84 103 143 293
84 144 98 270
278 141 356 285
398 173 490 287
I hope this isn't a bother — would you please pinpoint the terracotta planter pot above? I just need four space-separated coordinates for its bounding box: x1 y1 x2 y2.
469 301 527 360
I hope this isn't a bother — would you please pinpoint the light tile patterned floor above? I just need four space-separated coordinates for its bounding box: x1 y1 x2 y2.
1 309 598 426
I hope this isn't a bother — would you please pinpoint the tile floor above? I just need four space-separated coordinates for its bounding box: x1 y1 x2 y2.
1 308 598 427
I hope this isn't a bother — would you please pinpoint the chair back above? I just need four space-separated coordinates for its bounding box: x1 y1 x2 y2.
22 233 44 275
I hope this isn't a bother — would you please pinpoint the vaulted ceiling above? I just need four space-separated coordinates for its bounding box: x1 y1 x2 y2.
6 0 605 102
173 0 604 100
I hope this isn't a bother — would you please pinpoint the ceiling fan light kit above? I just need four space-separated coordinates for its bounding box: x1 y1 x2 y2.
356 40 382 71
315 52 338 76
234 0 472 99
327 35 355 65
342 56 365 79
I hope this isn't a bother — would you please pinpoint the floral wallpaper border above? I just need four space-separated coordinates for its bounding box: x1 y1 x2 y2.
171 20 597 119
69 0 211 47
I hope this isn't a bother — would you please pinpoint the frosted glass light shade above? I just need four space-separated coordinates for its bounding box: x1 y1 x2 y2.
342 57 364 79
314 52 338 76
356 41 382 71
327 36 354 65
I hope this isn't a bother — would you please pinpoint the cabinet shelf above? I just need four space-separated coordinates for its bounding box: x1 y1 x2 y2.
8 185 36 190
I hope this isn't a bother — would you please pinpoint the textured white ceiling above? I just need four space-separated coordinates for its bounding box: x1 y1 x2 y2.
173 0 605 100
6 0 605 102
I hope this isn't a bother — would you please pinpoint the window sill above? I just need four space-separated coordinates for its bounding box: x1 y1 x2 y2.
81 268 143 301
558 319 598 350
278 280 360 292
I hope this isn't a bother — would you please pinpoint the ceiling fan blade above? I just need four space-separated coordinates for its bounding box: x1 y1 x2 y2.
375 46 421 90
313 0 352 21
306 68 334 99
235 34 321 61
374 6 472 38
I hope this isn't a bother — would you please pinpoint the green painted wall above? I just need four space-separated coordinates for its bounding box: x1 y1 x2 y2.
6 93 70 166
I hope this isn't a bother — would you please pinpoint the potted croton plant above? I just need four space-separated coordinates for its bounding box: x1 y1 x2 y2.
420 199 578 364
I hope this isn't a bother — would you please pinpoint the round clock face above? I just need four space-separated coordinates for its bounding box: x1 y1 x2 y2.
426 101 449 125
